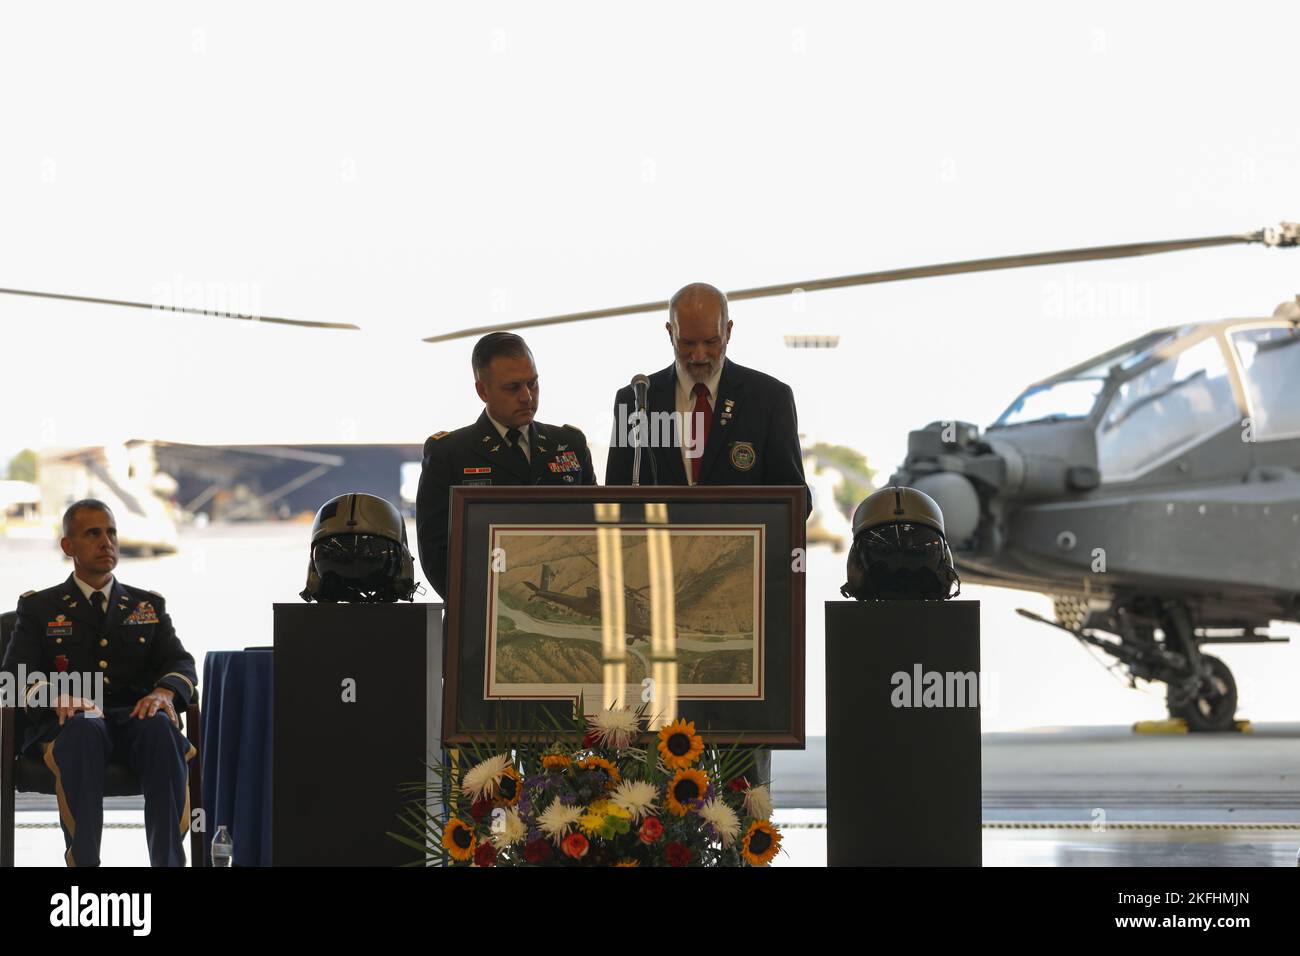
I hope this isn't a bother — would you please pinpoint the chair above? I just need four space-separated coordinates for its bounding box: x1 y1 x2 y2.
0 610 205 866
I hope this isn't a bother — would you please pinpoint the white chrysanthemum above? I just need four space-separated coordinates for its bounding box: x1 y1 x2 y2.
587 707 640 750
461 754 511 802
492 807 527 849
536 801 584 844
610 779 658 822
743 784 773 821
699 798 742 847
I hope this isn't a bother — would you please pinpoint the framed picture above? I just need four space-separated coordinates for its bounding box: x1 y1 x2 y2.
443 485 806 746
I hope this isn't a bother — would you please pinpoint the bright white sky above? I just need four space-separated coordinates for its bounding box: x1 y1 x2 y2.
1 1 1297 483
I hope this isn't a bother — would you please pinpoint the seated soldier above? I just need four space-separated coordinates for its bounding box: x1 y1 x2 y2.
1 499 197 867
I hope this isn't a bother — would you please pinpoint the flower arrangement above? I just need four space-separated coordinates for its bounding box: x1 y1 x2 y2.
392 706 782 867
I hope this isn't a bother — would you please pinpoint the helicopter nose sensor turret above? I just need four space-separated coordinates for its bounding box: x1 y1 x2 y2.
910 472 980 547
891 418 1102 554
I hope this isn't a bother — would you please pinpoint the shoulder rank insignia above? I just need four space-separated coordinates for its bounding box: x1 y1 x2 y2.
562 424 585 438
21 590 35 598
429 431 449 442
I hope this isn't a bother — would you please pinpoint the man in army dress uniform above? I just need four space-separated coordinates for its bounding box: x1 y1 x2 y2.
605 282 812 790
1 499 198 867
416 332 597 601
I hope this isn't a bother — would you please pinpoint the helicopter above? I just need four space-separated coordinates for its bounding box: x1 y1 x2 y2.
8 222 1297 729
890 297 1300 730
522 561 654 645
520 550 729 646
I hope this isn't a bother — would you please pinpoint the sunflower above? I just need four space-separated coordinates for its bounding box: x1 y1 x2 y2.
442 818 477 862
657 719 704 769
542 753 572 772
494 765 523 806
665 768 709 816
577 755 622 790
742 820 781 866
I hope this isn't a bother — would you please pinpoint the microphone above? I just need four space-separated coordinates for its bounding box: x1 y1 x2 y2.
631 373 650 412
629 373 656 487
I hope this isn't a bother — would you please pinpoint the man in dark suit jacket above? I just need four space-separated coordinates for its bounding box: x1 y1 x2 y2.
416 332 597 601
1 499 198 867
605 284 812 514
605 282 811 790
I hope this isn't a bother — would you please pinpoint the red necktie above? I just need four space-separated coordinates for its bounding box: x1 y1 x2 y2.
691 383 712 484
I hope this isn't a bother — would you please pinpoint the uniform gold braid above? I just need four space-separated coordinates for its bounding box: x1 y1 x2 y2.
25 680 49 706
160 672 195 696
180 775 191 836
43 741 76 838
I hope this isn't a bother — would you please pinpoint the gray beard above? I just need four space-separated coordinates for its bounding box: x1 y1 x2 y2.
682 356 721 382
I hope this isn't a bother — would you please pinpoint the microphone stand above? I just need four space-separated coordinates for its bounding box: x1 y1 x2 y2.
629 382 655 486
632 400 645 487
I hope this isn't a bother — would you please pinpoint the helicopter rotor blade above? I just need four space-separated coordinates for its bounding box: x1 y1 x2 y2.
421 221 1298 343
0 286 361 331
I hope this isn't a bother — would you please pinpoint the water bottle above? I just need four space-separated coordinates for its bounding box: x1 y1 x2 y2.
212 826 234 868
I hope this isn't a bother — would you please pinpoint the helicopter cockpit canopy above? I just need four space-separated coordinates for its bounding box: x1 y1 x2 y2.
990 328 1184 429
990 315 1300 483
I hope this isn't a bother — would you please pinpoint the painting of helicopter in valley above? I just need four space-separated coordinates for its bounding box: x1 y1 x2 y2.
483 527 763 701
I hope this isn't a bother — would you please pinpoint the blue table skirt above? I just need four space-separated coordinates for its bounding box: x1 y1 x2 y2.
201 649 273 866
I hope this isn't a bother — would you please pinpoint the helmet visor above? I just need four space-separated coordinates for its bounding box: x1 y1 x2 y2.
856 522 947 568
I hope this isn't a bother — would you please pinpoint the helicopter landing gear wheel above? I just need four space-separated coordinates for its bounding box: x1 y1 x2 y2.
1167 655 1237 732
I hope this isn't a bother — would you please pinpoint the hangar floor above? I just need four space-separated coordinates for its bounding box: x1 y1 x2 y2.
12 724 1298 866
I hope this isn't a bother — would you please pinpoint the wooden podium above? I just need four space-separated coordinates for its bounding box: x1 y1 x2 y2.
825 600 981 866
272 602 442 866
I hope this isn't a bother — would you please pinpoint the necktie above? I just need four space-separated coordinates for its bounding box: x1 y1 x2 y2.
505 427 530 472
691 383 712 484
90 590 107 624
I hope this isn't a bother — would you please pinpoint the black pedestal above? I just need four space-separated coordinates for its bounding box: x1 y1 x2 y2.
273 602 442 866
825 600 980 866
